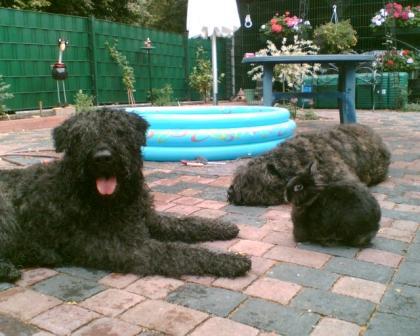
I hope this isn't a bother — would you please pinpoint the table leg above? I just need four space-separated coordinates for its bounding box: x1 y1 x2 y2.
338 63 357 124
263 64 273 106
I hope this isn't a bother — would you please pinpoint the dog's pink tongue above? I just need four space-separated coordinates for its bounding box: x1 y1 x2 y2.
96 177 117 195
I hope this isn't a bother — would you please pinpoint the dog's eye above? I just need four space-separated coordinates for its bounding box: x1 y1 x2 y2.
293 184 303 192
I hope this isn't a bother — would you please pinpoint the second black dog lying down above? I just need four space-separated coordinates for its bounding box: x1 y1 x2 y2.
0 108 251 283
285 161 381 246
228 123 391 206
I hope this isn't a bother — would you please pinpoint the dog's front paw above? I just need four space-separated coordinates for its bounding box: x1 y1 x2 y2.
213 253 251 278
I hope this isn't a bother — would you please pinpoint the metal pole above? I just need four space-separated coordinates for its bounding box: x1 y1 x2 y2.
147 50 152 104
231 35 236 98
211 33 218 105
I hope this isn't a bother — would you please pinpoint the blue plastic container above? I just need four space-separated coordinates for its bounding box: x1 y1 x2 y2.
126 106 296 161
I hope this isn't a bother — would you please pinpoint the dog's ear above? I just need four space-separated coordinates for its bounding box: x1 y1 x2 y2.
128 113 149 146
53 117 75 153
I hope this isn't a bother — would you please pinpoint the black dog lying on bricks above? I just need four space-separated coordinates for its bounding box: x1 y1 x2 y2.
0 108 251 282
228 123 391 206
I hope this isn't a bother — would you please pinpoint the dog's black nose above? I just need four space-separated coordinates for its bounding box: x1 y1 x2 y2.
93 149 112 163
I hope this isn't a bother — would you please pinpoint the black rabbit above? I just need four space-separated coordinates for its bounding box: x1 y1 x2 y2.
284 161 381 246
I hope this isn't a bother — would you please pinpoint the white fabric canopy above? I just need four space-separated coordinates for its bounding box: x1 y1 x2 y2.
187 0 241 38
187 0 241 104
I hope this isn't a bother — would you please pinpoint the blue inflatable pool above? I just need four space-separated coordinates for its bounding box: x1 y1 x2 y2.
126 106 296 161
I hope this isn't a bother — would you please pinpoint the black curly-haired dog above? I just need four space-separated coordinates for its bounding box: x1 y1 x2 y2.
228 124 390 206
0 108 251 282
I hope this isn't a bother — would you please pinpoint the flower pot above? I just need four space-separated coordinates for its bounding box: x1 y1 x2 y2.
243 89 255 103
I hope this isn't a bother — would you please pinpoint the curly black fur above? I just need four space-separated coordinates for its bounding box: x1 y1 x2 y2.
285 162 381 246
228 123 390 206
0 108 251 282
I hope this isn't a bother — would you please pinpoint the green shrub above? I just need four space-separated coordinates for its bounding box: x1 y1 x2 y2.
149 84 175 106
74 90 94 113
0 75 14 116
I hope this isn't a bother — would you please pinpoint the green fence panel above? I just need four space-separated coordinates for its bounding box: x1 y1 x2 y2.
0 7 230 111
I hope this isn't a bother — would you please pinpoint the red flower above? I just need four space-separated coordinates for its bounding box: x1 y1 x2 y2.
402 49 409 56
271 24 283 33
386 59 395 66
270 18 278 25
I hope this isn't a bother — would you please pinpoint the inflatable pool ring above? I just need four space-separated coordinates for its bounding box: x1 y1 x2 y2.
126 106 296 161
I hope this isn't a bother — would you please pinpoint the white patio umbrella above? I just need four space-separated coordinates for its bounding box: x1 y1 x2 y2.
187 0 241 104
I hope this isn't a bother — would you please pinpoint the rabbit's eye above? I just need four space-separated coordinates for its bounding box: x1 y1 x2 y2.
294 184 304 192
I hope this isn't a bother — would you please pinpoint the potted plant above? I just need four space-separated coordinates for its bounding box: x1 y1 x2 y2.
313 20 357 54
260 11 311 45
371 2 420 31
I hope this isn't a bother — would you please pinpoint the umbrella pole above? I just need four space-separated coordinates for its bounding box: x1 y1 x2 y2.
211 33 218 105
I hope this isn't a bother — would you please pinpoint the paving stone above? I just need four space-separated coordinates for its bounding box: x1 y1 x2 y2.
165 204 201 216
212 273 258 291
196 199 227 210
223 212 265 227
394 261 420 287
364 312 420 336
0 313 40 335
224 205 268 217
298 243 358 258
193 208 226 219
55 267 109 281
32 273 106 302
250 256 276 275
377 227 414 242
200 186 228 202
324 257 394 283
172 196 204 205
0 288 61 320
244 277 301 304
332 276 386 304
371 237 409 255
291 288 376 324
229 239 274 256
190 316 259 336
262 230 296 247
268 263 339 290
310 317 360 336
167 283 246 317
231 298 320 336
125 276 184 299
356 248 403 268
120 299 208 336
406 243 420 262
98 273 139 289
80 288 145 316
152 191 181 203
16 268 58 287
0 283 13 291
31 304 99 335
381 208 419 222
238 224 270 241
72 317 142 336
264 246 331 269
379 283 420 319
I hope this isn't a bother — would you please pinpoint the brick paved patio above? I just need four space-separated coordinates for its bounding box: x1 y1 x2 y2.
0 109 419 335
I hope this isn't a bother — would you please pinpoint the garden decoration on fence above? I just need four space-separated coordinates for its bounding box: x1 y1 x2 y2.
51 38 69 106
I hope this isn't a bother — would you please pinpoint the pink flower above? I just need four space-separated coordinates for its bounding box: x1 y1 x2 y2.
401 11 409 20
271 24 283 33
270 18 278 25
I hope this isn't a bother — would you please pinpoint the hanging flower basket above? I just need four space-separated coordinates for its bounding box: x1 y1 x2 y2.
259 11 311 45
